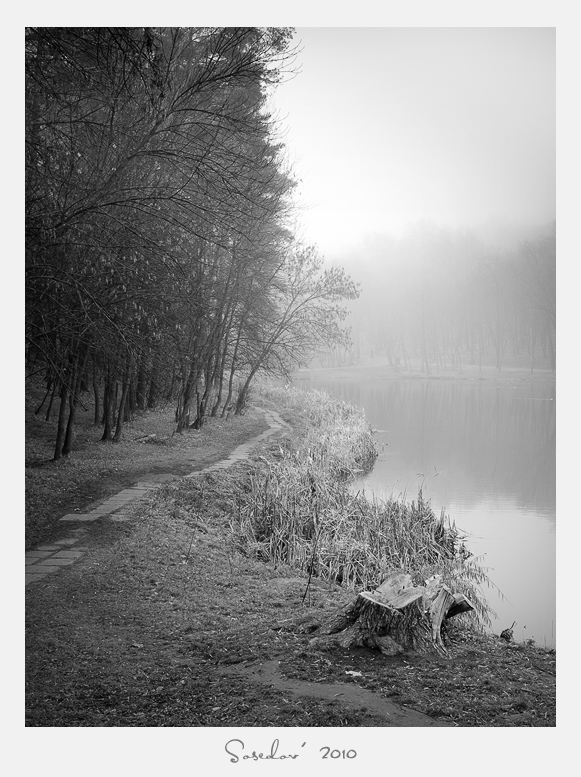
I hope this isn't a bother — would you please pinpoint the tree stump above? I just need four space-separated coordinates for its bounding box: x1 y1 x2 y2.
311 572 474 655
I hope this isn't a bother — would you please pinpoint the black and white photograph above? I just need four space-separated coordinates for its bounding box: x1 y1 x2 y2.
21 6 567 768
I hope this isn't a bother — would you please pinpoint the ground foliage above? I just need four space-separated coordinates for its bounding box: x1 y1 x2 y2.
25 386 555 727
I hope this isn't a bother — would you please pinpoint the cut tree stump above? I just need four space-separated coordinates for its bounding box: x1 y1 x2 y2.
310 572 474 656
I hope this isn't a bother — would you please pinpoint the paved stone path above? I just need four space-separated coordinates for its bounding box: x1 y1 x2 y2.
25 408 287 586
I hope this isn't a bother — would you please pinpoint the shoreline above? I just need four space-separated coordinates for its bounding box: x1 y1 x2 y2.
292 356 555 385
26 385 555 727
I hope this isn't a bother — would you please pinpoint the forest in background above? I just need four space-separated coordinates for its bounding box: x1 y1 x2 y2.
324 222 555 374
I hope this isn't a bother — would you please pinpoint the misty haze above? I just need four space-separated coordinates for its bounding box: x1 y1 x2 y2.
25 27 555 734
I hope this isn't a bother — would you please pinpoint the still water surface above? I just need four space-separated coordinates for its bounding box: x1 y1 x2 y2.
295 373 556 647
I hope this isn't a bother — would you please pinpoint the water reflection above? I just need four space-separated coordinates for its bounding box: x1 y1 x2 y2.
447 497 556 646
296 374 556 647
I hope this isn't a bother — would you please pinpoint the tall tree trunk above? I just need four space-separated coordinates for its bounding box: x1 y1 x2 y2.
62 352 87 457
222 370 236 418
222 329 242 418
53 384 69 460
35 377 53 416
211 324 232 417
192 389 205 430
93 366 101 425
212 370 225 417
45 382 58 422
193 362 215 429
114 380 130 441
62 391 77 456
235 367 259 415
176 368 197 433
101 377 115 441
124 382 135 422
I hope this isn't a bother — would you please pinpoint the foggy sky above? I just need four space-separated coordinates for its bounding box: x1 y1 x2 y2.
270 28 556 257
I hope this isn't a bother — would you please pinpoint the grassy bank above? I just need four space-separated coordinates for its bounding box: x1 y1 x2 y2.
234 385 492 628
25 382 555 727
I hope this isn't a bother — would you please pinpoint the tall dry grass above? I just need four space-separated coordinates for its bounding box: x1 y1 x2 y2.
232 384 493 626
259 384 378 480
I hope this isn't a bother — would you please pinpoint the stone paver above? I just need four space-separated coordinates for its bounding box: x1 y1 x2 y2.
185 408 286 479
59 484 158 523
25 548 82 584
52 550 85 558
26 564 59 575
37 557 76 566
26 408 286 585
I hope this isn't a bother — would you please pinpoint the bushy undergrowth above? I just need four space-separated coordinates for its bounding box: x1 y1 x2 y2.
233 384 493 627
258 384 378 479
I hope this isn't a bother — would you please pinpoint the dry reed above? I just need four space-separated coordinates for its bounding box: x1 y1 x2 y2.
232 385 493 627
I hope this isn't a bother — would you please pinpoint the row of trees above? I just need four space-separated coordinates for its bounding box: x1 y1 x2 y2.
26 27 357 459
331 222 555 374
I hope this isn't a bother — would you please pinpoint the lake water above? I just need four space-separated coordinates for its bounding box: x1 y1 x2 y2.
294 372 556 647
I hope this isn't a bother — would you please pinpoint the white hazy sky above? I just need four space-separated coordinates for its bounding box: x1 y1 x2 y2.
269 27 556 256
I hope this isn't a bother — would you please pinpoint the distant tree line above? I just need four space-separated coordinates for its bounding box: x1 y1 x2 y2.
26 27 357 459
327 223 555 374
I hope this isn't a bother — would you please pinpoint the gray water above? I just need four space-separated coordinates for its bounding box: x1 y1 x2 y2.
294 372 556 647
